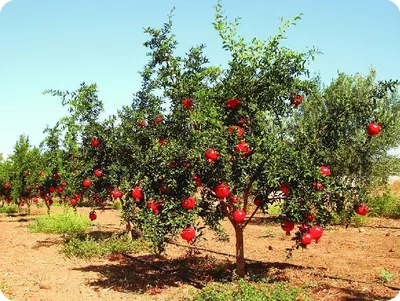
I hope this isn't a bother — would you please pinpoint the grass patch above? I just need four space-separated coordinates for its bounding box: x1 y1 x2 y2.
28 210 91 234
379 269 395 283
267 202 282 216
0 204 19 214
112 199 122 210
187 279 308 301
63 233 149 259
368 189 400 218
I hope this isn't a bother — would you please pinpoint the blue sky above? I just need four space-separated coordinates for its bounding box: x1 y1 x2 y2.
0 0 399 157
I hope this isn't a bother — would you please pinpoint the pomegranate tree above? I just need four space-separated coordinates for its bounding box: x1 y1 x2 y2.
38 5 400 279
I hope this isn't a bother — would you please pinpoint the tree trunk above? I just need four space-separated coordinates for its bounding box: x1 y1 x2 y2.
126 220 134 240
27 204 31 215
126 220 141 240
234 224 245 278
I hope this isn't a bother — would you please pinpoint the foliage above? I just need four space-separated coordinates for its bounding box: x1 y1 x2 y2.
367 188 400 218
62 233 150 259
28 210 91 234
0 204 18 214
187 279 308 301
112 199 122 210
379 269 395 283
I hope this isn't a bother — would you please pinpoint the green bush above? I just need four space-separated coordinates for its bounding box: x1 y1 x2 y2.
368 190 400 218
28 210 91 234
267 202 282 216
188 279 308 301
112 199 122 210
63 233 149 259
0 204 19 214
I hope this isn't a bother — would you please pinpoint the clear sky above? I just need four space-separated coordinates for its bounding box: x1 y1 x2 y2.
0 0 399 157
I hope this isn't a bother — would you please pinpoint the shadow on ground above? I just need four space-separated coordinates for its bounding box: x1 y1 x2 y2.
248 216 280 226
73 254 397 300
32 238 63 249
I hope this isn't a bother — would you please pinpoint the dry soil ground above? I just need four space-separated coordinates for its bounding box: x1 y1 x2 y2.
0 206 399 301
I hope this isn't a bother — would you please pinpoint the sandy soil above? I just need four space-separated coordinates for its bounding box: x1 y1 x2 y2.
0 206 399 301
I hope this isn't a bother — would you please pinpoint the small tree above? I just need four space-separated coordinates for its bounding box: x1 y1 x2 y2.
7 135 43 215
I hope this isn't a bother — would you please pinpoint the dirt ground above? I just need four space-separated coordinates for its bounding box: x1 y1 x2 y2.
0 206 399 301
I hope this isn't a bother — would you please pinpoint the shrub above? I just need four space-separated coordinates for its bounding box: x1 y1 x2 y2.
188 279 308 301
112 199 122 210
63 233 149 259
0 204 19 214
379 269 395 283
28 210 91 234
368 189 400 218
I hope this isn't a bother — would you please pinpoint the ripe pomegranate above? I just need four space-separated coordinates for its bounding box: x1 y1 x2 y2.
320 166 331 176
228 125 244 138
215 184 231 199
300 233 313 246
132 187 143 202
61 182 67 187
158 138 167 146
367 123 381 136
48 199 54 206
280 183 290 196
253 196 262 207
181 196 196 210
192 174 202 187
137 120 147 127
160 186 171 195
154 115 163 124
147 201 161 214
39 171 45 177
94 169 103 178
70 199 78 206
304 213 316 222
312 182 324 191
89 211 97 221
299 223 309 233
309 225 323 243
281 220 295 235
181 227 196 242
226 98 241 109
73 169 78 174
205 148 219 163
49 186 56 193
290 94 303 108
229 195 239 203
112 189 122 199
3 183 10 189
33 198 38 204
23 171 28 176
233 209 246 223
91 138 100 147
182 98 194 110
82 179 92 188
235 141 251 157
355 203 369 216
26 186 31 191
